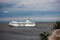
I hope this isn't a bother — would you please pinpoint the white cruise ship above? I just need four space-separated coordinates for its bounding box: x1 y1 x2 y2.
9 20 36 27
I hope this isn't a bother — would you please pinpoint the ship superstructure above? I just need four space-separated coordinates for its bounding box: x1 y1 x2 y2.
9 20 35 27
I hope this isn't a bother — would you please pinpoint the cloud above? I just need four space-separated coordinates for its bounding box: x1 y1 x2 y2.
0 16 60 22
0 2 15 9
3 11 10 13
1 11 60 17
0 11 60 22
0 0 60 22
0 0 59 11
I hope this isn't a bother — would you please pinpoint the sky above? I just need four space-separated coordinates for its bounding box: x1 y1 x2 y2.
0 0 60 22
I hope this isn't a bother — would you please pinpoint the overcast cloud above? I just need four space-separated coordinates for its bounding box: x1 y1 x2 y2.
0 0 60 11
0 0 60 22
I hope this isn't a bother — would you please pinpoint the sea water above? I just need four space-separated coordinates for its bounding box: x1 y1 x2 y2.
0 23 53 40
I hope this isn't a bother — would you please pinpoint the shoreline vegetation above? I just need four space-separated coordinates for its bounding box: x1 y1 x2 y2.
39 21 60 40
